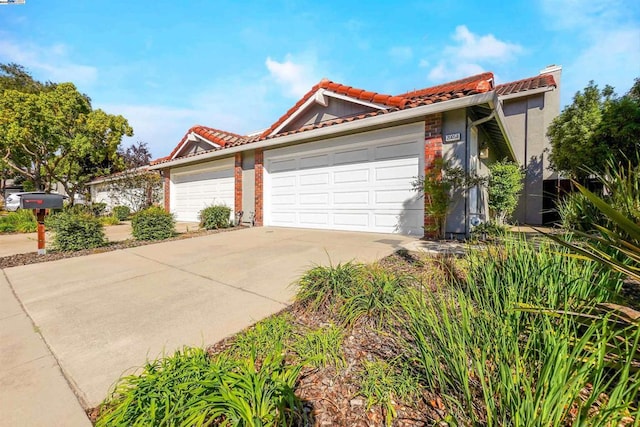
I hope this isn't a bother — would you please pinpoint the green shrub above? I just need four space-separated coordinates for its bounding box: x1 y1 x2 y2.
0 209 37 233
199 205 231 229
100 215 120 226
90 202 107 217
487 159 524 224
63 203 90 216
46 212 106 251
111 205 131 221
131 206 175 241
470 220 509 239
557 191 603 232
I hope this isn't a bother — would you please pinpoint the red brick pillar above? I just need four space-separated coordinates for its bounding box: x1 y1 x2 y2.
423 113 443 238
163 169 171 212
234 153 242 213
254 149 264 226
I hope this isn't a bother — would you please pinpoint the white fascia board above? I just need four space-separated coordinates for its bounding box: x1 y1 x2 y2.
498 86 554 101
88 166 151 185
323 91 389 110
150 91 497 170
269 91 321 136
171 132 221 160
488 96 518 161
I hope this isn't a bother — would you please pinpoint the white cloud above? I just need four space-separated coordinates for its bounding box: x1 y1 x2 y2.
265 54 320 98
428 61 485 82
0 38 98 87
424 26 522 83
540 0 640 103
388 46 413 62
449 25 522 62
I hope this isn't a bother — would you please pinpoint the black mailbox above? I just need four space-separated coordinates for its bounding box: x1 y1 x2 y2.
19 192 66 210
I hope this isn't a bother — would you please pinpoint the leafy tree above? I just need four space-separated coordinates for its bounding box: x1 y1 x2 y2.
106 141 161 212
0 64 132 200
118 140 153 169
0 63 48 94
487 160 524 224
547 79 639 179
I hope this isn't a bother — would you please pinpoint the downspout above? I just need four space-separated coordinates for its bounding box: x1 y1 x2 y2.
466 110 496 236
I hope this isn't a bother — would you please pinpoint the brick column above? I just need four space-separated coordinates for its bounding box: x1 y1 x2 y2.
163 169 171 212
254 149 264 226
423 113 443 238
234 153 242 213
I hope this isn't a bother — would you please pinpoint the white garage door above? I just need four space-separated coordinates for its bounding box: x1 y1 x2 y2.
171 159 234 222
264 123 424 235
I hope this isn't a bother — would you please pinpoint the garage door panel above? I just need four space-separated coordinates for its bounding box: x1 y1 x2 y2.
265 131 423 235
334 191 369 205
375 141 419 160
299 212 329 226
375 162 417 182
299 172 329 186
334 169 369 184
300 154 329 169
334 148 369 165
299 193 329 205
333 213 370 227
271 193 296 205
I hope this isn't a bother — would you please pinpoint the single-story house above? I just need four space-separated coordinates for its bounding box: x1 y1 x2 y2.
88 166 163 212
150 66 561 237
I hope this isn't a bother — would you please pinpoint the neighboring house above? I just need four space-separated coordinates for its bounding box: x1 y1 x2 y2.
496 65 561 225
88 167 163 212
150 67 560 237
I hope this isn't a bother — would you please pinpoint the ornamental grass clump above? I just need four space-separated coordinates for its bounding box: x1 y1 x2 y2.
131 206 175 240
400 239 638 425
96 347 306 427
0 209 37 233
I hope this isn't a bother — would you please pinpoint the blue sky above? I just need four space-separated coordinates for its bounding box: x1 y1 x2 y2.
1 0 639 158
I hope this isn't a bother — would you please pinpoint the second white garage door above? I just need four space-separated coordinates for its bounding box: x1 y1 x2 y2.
264 123 424 235
170 159 234 222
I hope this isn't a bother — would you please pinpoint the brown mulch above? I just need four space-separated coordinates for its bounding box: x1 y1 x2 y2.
205 251 452 426
0 226 246 270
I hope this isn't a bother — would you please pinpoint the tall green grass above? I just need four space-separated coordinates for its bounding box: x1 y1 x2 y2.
97 347 305 426
0 209 37 233
401 239 639 425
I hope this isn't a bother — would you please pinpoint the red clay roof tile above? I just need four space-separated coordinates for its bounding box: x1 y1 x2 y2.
495 74 556 96
154 71 549 167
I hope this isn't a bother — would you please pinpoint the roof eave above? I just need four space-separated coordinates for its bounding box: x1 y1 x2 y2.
488 94 517 161
149 91 497 170
498 85 555 101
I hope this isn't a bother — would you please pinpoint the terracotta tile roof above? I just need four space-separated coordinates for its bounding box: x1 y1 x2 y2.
495 74 556 96
165 125 245 160
258 79 411 139
398 72 494 99
153 72 497 166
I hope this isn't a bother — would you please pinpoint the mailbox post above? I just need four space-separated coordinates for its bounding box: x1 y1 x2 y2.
19 193 65 255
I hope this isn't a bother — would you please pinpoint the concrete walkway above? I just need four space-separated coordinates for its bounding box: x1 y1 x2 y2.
0 273 91 426
0 221 198 257
1 227 414 425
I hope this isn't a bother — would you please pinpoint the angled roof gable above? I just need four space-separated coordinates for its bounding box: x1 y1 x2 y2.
153 72 498 166
260 79 410 138
168 125 245 160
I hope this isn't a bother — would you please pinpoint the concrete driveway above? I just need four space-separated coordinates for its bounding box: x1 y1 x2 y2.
1 227 414 424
